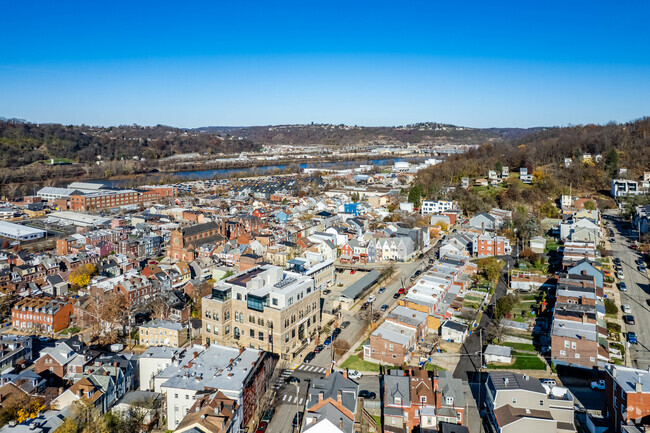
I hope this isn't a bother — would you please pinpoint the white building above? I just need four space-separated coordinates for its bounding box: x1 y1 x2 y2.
420 200 456 215
159 344 263 430
139 346 184 392
611 179 639 197
0 221 46 241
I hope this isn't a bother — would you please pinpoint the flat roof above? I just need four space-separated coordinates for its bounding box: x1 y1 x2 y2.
0 221 45 236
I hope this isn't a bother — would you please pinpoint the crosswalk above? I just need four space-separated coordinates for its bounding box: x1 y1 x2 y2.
281 394 304 405
272 369 292 390
295 364 328 374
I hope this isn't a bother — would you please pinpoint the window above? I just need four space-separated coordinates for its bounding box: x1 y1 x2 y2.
571 342 577 350
259 332 264 341
250 329 255 337
590 357 595 362
272 298 278 306
575 353 580 358
206 324 211 333
175 394 179 399
564 340 570 348
285 333 289 343
512 397 517 404
389 344 394 351
292 330 295 338
540 400 544 406
421 396 426 403
249 315 255 323
445 397 453 405
186 395 189 400
237 293 242 300
225 325 230 335
560 350 566 356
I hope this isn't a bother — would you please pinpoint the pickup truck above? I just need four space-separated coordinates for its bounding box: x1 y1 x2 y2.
590 379 605 390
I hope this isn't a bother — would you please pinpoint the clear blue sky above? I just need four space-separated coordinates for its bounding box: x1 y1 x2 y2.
1 0 649 128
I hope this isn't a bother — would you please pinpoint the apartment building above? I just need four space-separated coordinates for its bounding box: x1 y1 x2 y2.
604 364 650 432
69 187 176 212
11 297 73 332
202 265 320 360
421 200 457 215
474 234 511 257
138 320 188 348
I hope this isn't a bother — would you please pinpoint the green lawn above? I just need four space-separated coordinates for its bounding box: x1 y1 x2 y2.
371 415 382 429
502 342 536 352
425 363 446 371
340 355 381 372
545 238 561 252
487 351 546 370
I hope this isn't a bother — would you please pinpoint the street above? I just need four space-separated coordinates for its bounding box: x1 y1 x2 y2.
604 210 650 369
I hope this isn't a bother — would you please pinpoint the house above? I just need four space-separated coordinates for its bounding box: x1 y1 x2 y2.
486 372 576 433
440 320 468 343
484 345 512 364
112 390 161 426
175 391 237 433
138 346 184 392
604 364 650 433
469 213 497 231
421 200 456 215
529 236 547 254
366 321 417 365
475 234 511 257
303 371 375 433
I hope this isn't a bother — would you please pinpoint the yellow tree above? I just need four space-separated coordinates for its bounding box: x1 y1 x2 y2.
69 264 97 289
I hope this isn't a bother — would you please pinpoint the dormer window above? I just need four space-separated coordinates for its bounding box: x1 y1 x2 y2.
446 397 454 405
394 397 401 405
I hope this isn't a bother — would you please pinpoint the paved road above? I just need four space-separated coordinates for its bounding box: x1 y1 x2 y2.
604 210 650 369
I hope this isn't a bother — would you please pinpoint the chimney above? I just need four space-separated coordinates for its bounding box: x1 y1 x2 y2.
193 352 198 359
337 390 342 403
339 418 343 430
239 346 245 355
58 387 64 396
582 314 588 324
636 381 643 393
325 368 331 378
342 370 347 380
318 392 324 403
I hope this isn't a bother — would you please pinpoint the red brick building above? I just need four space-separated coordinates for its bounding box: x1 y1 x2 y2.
12 297 74 332
69 186 176 212
605 364 650 432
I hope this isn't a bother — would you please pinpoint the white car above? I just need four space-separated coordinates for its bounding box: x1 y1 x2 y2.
591 379 605 390
541 379 557 387
622 304 632 314
368 295 376 303
347 370 363 380
618 271 625 280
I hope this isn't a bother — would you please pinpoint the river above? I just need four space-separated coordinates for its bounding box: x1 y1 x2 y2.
96 157 425 188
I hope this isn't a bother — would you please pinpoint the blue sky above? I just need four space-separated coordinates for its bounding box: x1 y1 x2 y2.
1 0 649 128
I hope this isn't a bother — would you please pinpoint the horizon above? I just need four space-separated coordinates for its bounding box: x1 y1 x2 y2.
1 1 649 128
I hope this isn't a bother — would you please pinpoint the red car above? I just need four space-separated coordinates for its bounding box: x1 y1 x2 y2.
350 269 356 274
256 421 268 432
398 287 406 294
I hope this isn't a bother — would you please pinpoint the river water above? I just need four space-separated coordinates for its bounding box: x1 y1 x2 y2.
97 157 424 188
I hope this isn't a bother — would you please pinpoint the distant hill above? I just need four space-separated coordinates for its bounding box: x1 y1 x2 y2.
194 123 544 146
415 118 650 214
0 119 258 169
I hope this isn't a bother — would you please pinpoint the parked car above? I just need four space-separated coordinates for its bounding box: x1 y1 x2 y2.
619 282 627 291
304 352 316 363
393 292 400 299
378 287 386 294
640 265 647 273
314 345 324 353
361 302 370 310
610 238 616 243
292 412 303 428
341 321 351 329
256 421 268 432
262 408 275 422
347 370 363 379
622 304 632 313
590 379 605 390
398 287 406 294
624 315 636 325
323 336 332 346
618 271 625 280
628 332 638 344
380 304 389 312
350 270 356 274
368 295 376 303
332 328 341 336
323 289 331 295
541 379 557 387
358 390 377 399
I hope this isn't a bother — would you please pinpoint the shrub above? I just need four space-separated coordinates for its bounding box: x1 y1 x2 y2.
605 299 618 315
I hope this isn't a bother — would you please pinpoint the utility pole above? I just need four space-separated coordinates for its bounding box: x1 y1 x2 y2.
478 328 483 433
